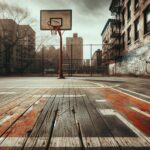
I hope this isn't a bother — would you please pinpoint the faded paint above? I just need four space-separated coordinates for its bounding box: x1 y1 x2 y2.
99 88 150 136
109 45 150 75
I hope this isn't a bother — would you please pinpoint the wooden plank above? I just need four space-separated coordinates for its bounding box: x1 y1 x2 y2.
22 88 60 149
0 88 31 108
0 88 47 136
84 88 150 148
79 88 119 149
71 87 102 149
0 88 55 150
0 88 40 117
1 88 50 137
49 83 80 150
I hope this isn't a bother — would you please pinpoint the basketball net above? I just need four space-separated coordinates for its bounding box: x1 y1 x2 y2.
51 25 61 35
47 20 61 36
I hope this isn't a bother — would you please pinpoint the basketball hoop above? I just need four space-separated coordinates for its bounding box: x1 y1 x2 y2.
40 10 72 79
47 20 61 35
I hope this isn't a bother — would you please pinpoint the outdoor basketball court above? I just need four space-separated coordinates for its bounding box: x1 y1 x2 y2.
0 77 150 149
0 8 150 150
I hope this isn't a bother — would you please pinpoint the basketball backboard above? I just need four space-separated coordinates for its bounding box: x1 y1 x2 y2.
40 10 72 30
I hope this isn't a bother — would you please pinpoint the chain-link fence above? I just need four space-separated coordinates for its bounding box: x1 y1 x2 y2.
0 44 150 76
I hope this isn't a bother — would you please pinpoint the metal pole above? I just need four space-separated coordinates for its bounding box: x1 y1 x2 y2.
42 46 44 76
58 30 64 79
21 46 23 75
71 44 73 77
90 44 92 77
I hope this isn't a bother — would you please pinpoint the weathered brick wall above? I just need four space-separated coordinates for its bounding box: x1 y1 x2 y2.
109 44 150 76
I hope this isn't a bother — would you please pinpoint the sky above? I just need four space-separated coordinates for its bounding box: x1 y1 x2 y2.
1 0 111 58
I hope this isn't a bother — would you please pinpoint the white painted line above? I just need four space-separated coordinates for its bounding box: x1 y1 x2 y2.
98 109 150 143
0 137 150 147
86 80 120 88
25 106 33 114
0 115 13 125
118 87 150 99
0 87 105 89
0 92 16 95
33 95 41 98
96 100 107 102
33 95 86 98
86 81 105 87
111 88 150 104
131 107 150 118
35 100 40 105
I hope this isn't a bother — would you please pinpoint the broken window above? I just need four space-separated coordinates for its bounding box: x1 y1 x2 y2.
127 0 131 20
144 4 150 34
127 26 131 45
135 0 139 13
134 18 139 41
122 9 125 27
122 33 125 50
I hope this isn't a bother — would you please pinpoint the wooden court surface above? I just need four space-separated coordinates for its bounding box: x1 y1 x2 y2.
0 78 150 149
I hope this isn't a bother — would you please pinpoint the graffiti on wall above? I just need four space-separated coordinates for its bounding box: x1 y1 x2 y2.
109 44 150 75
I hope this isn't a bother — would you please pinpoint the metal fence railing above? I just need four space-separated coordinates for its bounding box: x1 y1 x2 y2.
0 44 150 76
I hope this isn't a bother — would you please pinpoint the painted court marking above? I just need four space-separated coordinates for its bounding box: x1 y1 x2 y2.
33 95 86 98
0 87 105 89
131 107 150 118
98 109 150 143
111 88 150 104
0 115 13 125
88 80 150 104
0 92 16 95
0 137 150 147
96 100 107 102
118 87 150 99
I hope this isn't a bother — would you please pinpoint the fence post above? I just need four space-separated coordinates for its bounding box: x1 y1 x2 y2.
42 46 44 76
90 44 92 77
71 44 73 77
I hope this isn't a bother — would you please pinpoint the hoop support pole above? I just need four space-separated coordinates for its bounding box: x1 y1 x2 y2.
57 29 64 79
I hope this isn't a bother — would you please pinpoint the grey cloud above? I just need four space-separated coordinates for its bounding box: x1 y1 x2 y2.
70 0 111 16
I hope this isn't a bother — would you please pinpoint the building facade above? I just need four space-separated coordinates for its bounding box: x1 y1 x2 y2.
91 49 103 73
0 19 17 73
91 49 102 66
0 19 35 74
66 33 83 60
16 25 35 73
102 0 150 75
66 33 83 73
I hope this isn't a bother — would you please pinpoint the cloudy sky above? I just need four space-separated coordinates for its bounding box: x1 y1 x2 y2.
1 0 111 57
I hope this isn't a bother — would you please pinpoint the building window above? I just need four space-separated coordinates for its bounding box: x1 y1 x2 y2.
127 0 131 20
127 26 131 45
134 18 139 41
134 0 139 12
144 4 150 34
122 9 125 27
122 33 125 50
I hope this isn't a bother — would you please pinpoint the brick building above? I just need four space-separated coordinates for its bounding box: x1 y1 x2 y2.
91 49 103 73
0 19 35 74
91 49 102 66
0 19 17 73
66 33 83 60
16 25 35 73
66 33 83 73
101 0 150 75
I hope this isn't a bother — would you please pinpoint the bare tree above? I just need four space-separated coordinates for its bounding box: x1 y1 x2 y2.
0 2 35 74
